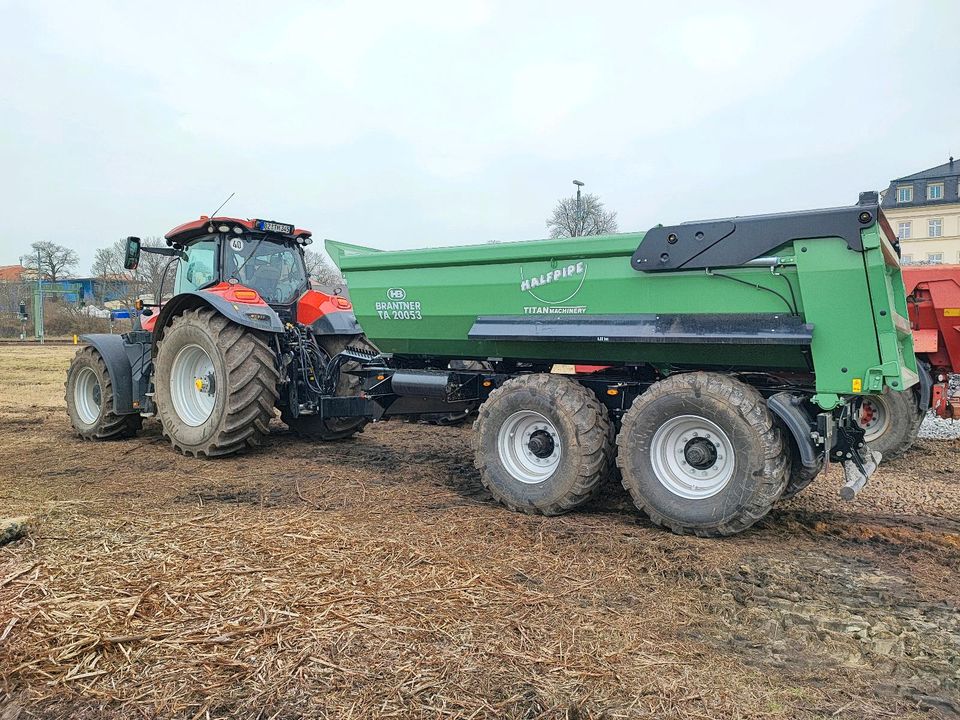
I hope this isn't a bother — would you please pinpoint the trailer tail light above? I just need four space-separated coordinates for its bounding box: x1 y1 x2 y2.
334 297 352 310
606 388 620 396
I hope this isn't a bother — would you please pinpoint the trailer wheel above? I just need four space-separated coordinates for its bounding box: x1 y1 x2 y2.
281 334 376 441
857 389 924 460
616 372 789 536
779 439 822 501
154 308 279 457
65 346 143 440
472 374 614 515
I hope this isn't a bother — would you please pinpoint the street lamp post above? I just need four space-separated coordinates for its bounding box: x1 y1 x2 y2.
572 180 585 237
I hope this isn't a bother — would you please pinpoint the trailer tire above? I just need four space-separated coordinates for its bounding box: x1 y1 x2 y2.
155 308 279 457
472 373 614 515
616 372 789 536
857 389 924 460
281 334 376 441
779 438 822 501
65 346 143 440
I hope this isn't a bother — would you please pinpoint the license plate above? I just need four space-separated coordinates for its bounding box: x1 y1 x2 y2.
255 219 294 234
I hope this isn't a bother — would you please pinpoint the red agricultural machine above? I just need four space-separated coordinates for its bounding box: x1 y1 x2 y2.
64 217 376 456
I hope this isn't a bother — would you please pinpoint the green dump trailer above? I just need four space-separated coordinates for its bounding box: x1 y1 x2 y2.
322 192 918 536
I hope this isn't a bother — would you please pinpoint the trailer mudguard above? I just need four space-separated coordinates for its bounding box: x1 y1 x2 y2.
152 289 284 340
79 333 143 415
767 392 819 471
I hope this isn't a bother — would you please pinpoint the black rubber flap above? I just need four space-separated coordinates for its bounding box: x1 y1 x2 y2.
469 313 813 346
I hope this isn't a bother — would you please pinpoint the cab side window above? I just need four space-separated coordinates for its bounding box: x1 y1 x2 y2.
175 240 218 293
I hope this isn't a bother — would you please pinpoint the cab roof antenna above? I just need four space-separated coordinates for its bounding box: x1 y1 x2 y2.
206 192 236 231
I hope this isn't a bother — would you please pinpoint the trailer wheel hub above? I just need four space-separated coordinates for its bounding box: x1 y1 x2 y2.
857 397 889 442
527 429 555 458
650 415 735 500
497 410 562 484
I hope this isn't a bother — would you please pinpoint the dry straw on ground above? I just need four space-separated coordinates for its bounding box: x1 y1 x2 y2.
1 346 958 719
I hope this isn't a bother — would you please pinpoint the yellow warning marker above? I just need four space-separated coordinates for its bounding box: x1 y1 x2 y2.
73 334 78 345
852 378 863 392
945 308 960 317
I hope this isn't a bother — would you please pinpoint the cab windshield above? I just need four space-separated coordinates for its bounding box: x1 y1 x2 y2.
225 236 307 304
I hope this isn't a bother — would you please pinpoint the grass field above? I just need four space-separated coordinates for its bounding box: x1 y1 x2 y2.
1 346 958 719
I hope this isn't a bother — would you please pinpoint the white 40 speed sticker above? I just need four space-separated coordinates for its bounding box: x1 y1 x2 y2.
375 300 423 320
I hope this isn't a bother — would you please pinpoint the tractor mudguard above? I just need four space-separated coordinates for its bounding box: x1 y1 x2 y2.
309 311 363 336
79 333 150 415
152 289 284 339
767 392 819 471
295 288 363 336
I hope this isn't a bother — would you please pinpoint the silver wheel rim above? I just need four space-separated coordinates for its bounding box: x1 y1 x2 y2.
497 410 562 484
169 344 216 427
858 396 890 442
74 366 101 425
650 415 735 500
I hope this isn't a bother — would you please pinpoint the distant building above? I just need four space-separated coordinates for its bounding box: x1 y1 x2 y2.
0 265 25 282
881 157 960 265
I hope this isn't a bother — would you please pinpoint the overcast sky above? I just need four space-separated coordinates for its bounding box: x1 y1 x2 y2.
2 0 958 274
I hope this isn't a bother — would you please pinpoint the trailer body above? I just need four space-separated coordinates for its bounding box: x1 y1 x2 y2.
329 198 916 410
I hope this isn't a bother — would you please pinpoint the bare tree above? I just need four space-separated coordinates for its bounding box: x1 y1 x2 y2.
546 193 618 238
304 249 345 288
89 237 175 306
21 241 79 281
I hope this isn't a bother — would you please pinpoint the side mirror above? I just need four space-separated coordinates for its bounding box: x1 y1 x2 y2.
123 236 141 270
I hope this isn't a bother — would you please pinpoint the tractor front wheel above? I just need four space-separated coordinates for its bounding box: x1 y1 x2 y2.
65 346 143 440
280 334 376 441
154 308 279 457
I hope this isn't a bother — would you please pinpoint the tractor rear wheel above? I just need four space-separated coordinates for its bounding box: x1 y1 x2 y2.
65 346 143 440
281 334 376 441
154 308 279 457
472 374 614 515
616 372 789 536
857 389 924 460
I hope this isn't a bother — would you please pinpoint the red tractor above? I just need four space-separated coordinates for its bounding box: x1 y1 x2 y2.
65 216 373 456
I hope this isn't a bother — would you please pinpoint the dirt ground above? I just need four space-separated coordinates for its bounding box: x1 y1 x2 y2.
0 346 958 719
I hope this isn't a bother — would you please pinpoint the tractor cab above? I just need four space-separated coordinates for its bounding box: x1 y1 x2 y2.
162 216 313 308
124 216 355 334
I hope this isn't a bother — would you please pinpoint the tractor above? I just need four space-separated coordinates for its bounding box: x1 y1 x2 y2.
65 216 373 456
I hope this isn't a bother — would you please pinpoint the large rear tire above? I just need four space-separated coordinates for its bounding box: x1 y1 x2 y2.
857 388 924 460
65 346 142 440
616 372 789 537
472 374 614 515
154 308 279 457
281 334 376 441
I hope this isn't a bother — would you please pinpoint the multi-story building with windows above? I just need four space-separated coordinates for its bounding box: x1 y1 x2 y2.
881 157 960 264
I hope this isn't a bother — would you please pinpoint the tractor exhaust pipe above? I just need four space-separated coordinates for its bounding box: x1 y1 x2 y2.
839 450 881 501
